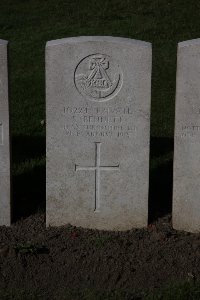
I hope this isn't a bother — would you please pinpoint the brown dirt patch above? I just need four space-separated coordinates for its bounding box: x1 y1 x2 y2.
0 213 199 299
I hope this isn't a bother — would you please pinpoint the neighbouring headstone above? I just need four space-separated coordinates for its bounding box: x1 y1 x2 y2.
46 36 152 230
173 38 200 232
0 40 10 226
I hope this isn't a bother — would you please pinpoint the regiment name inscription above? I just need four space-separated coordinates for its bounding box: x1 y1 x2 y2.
63 105 136 139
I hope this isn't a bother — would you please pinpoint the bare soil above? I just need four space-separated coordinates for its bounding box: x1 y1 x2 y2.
0 213 199 299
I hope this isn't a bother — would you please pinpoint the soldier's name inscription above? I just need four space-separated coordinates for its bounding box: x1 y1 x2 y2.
63 105 136 139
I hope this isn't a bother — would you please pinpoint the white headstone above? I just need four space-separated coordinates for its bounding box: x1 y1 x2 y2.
173 39 200 232
46 36 152 230
0 39 10 226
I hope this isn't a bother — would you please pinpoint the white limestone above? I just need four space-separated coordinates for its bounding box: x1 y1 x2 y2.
0 39 10 226
46 36 152 230
173 38 200 232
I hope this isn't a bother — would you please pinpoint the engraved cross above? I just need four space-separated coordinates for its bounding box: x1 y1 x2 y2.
75 142 119 212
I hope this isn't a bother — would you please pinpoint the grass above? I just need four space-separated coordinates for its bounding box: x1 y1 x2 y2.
14 241 48 255
64 281 200 299
147 281 200 300
0 1 197 164
0 0 200 298
1 0 200 139
1 0 195 215
0 280 200 299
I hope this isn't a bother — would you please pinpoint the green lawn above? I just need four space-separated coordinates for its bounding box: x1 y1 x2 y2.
1 0 200 298
1 280 200 299
0 0 192 220
1 0 200 139
1 0 199 178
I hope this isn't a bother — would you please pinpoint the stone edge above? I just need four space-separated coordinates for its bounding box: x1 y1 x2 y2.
0 38 11 226
178 38 200 48
0 39 8 46
46 36 151 48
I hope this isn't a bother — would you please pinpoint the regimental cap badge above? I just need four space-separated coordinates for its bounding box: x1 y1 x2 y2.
74 54 123 102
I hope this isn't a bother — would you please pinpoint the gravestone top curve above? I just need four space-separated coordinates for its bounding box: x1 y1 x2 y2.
178 38 200 48
46 36 151 48
0 39 8 45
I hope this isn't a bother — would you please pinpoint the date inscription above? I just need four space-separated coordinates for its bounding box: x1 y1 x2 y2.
63 105 136 139
178 125 200 138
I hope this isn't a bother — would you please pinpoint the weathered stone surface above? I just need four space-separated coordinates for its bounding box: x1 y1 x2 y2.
46 36 152 230
173 39 200 232
0 39 10 226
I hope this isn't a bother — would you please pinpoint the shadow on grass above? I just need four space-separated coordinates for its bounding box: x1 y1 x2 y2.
11 135 45 222
11 135 45 164
148 136 174 223
11 135 174 224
